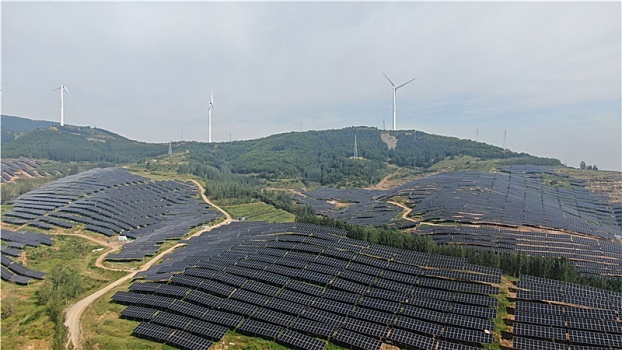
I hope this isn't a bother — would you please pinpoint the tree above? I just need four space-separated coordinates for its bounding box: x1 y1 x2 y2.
580 161 586 170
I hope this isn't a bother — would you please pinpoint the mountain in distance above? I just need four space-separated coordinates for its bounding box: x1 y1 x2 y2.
1 115 167 163
2 115 561 187
1 115 58 145
185 126 561 186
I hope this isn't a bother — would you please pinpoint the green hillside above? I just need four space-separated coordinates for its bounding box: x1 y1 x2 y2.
1 115 58 145
2 116 561 187
2 122 167 163
185 127 560 187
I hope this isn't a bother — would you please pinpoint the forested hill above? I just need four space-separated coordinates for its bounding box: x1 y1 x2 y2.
1 115 58 145
1 116 167 163
2 116 561 186
185 127 561 186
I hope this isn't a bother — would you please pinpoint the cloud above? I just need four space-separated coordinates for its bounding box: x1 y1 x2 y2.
2 2 620 170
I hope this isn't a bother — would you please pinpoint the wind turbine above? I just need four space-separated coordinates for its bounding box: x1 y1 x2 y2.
383 73 416 131
53 84 74 126
208 89 214 143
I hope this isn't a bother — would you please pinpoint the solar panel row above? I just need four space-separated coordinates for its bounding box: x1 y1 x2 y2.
2 168 223 261
514 274 622 350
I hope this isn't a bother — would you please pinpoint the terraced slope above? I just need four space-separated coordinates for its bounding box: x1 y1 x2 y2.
0 230 51 284
2 168 222 261
295 166 622 277
0 158 64 183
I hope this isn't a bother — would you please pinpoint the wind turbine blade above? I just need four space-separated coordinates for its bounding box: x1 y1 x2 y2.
52 86 62 91
382 73 395 87
64 86 76 105
396 77 416 89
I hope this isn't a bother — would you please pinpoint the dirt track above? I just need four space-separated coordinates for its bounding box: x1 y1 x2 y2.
64 179 232 349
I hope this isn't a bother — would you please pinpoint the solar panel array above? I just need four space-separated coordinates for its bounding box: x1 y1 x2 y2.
513 275 622 350
415 225 622 277
382 169 620 239
114 221 501 349
1 158 63 183
293 187 407 227
2 168 223 260
613 203 622 228
293 167 621 278
295 167 620 239
0 229 50 284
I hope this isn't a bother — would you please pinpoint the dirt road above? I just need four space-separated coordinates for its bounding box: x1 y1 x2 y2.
64 179 232 349
387 200 418 223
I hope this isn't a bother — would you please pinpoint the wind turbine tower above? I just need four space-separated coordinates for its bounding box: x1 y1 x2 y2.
208 89 214 143
503 129 507 150
354 134 358 159
383 73 416 131
53 84 73 126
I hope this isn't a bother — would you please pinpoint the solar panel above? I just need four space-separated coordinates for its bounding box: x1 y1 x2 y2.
250 308 295 327
166 331 213 350
276 329 326 350
387 328 436 349
333 328 383 350
513 336 567 350
131 322 174 343
290 317 337 339
120 306 158 321
393 315 442 336
184 319 228 340
200 309 244 328
343 317 389 338
237 319 283 340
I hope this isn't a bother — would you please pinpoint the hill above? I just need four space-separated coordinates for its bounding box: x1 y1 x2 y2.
184 127 561 187
1 115 58 145
1 117 167 163
2 116 561 187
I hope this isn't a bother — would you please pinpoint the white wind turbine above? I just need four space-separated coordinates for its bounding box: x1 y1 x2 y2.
53 84 75 126
208 89 214 143
383 73 416 131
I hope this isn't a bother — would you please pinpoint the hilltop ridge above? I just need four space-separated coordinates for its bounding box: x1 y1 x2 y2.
2 115 561 187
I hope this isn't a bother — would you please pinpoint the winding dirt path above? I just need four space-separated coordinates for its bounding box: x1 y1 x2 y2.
387 200 419 223
190 179 233 222
64 179 233 349
366 166 406 191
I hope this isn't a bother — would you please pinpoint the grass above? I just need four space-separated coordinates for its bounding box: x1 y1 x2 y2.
484 275 515 350
540 173 572 189
211 331 291 350
210 331 349 350
225 202 295 223
0 235 126 350
430 155 484 172
0 280 53 350
1 175 61 204
266 178 309 190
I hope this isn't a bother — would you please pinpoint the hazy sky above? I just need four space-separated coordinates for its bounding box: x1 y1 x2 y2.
2 2 621 170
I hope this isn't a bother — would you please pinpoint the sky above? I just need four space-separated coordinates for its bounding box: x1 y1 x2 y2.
2 2 621 171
